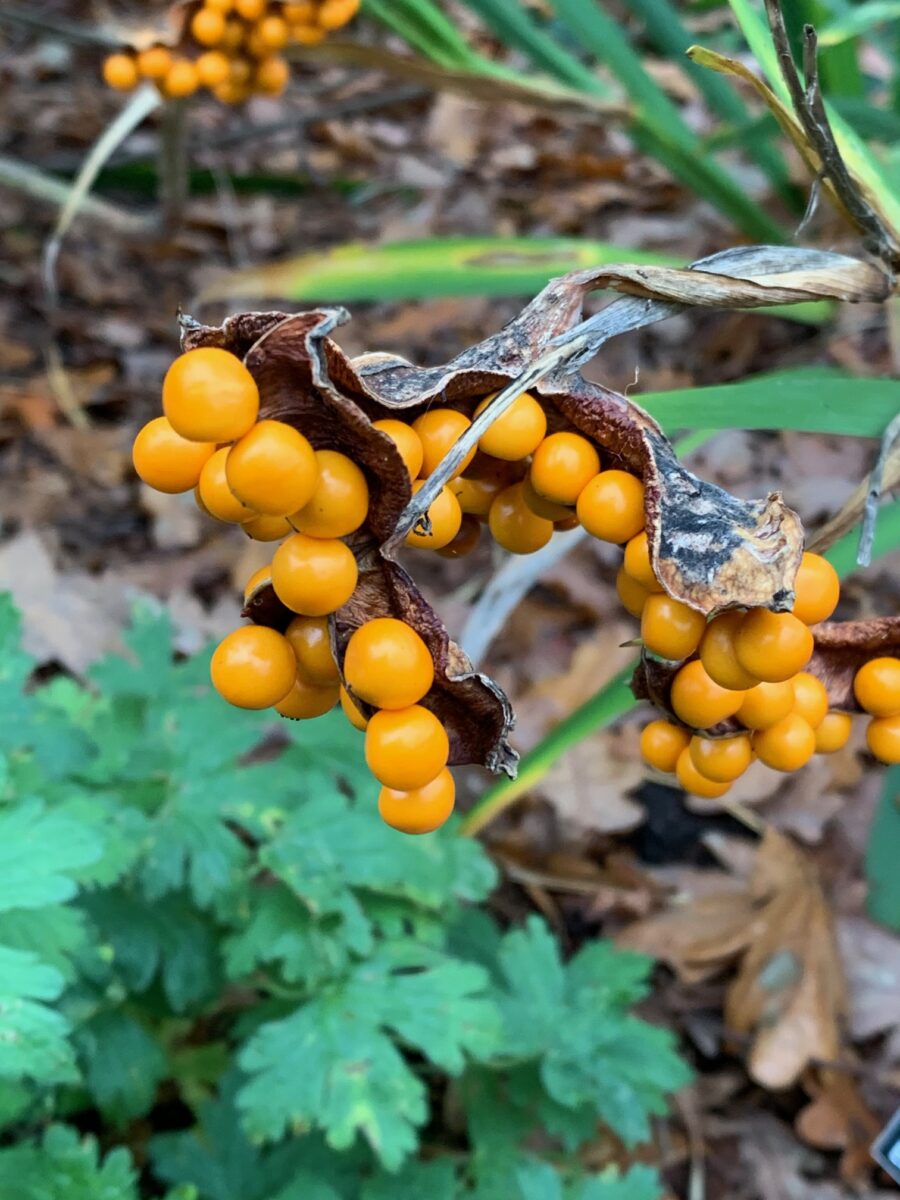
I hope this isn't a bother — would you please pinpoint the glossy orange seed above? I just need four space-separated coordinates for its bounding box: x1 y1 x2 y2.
210 625 296 709
413 409 476 478
792 551 840 626
343 618 434 709
290 449 369 538
675 747 732 799
866 714 900 763
639 720 690 773
577 470 646 544
688 733 752 783
616 567 649 619
270 533 358 616
734 609 814 684
488 482 554 555
530 432 600 505
163 347 259 443
405 481 462 551
103 53 139 90
284 616 340 686
378 768 456 834
641 594 706 662
753 713 816 772
474 391 547 461
814 712 853 754
365 705 450 790
670 660 745 730
735 680 795 730
853 657 900 717
622 531 662 593
197 448 258 523
791 671 829 730
340 685 368 730
699 611 759 691
226 421 319 517
373 419 424 479
132 416 215 494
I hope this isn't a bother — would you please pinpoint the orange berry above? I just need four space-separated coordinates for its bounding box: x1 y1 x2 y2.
213 80 251 104
792 551 840 626
255 55 289 94
372 419 423 479
136 46 173 80
103 53 139 90
226 421 318 517
675 747 732 799
474 391 546 461
132 416 215 494
734 609 814 683
413 409 476 478
616 567 649 619
242 513 291 542
365 705 450 790
275 675 338 719
639 720 690 773
290 449 368 538
284 616 339 686
488 482 554 555
198 448 258 523
753 713 816 772
271 533 357 616
255 14 289 48
405 481 462 551
229 56 254 85
451 474 505 519
866 714 900 763
437 514 482 558
163 59 200 98
163 347 259 443
318 0 361 30
671 660 745 729
735 680 795 730
688 733 752 783
340 686 368 730
641 594 706 661
235 0 266 18
853 657 900 717
285 1 316 20
520 474 571 522
699 611 758 691
222 19 246 50
378 768 455 835
576 470 645 543
530 432 600 505
815 712 853 754
192 7 226 45
791 671 829 730
622 532 661 593
196 50 231 87
344 618 434 709
211 625 296 709
243 563 272 602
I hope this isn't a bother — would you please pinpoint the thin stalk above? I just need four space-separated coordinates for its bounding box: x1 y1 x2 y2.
159 100 190 233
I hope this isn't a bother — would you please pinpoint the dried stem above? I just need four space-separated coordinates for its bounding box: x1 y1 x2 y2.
159 100 190 233
764 0 900 270
858 410 900 566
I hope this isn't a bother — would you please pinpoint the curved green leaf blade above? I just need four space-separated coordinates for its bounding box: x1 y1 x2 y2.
198 237 828 324
640 367 899 436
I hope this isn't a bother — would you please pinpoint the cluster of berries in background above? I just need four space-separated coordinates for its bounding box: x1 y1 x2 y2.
102 0 359 103
132 344 900 832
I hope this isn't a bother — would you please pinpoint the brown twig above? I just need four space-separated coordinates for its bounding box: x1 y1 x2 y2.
764 0 900 271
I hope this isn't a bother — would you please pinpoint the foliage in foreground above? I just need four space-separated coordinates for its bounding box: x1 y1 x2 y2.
0 594 688 1198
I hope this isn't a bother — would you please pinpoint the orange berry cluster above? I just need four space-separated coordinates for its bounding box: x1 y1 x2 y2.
102 0 359 103
132 346 457 834
383 396 645 559
635 552 900 798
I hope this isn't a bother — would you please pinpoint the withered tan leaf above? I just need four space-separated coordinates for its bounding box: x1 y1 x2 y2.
620 829 848 1090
